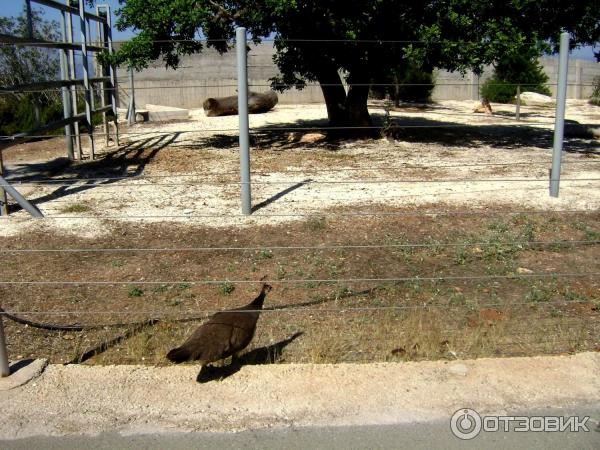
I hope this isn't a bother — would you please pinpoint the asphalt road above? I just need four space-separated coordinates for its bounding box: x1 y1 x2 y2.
3 408 599 450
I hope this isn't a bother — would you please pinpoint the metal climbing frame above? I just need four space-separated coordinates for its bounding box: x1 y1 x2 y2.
0 0 120 217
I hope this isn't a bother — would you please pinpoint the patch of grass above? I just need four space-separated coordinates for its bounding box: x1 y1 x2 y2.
304 216 327 232
110 260 124 268
152 284 170 294
276 266 287 280
258 249 273 259
59 203 92 214
218 281 235 295
127 286 144 298
525 284 552 303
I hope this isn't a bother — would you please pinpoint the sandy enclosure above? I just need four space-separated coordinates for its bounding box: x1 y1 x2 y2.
1 99 599 238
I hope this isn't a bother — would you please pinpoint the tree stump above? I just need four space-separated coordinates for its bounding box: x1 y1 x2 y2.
203 91 278 117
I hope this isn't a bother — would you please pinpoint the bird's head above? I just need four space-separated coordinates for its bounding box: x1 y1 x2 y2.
261 283 273 295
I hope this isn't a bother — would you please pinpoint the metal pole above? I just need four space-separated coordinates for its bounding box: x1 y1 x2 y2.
0 316 9 377
0 175 44 217
575 60 582 100
0 149 8 216
470 71 479 101
550 32 569 198
103 5 119 146
515 85 521 121
78 0 95 159
25 0 34 38
96 7 109 146
128 68 136 125
59 11 74 160
66 2 82 159
237 27 251 215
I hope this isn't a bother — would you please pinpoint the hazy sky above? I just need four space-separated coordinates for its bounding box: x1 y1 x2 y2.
2 0 598 59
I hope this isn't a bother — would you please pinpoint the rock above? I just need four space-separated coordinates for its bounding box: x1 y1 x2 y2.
520 91 554 107
473 98 493 114
299 133 326 144
517 267 533 274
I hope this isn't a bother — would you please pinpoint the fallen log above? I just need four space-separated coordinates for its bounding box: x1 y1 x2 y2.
203 90 279 117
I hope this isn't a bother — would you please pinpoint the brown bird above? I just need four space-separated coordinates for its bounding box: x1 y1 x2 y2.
166 283 272 366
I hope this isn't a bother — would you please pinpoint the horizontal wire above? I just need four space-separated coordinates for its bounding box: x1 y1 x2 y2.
0 120 567 141
0 272 597 285
4 81 596 94
6 160 598 184
1 240 596 254
5 177 599 187
0 38 551 45
4 209 599 220
2 298 597 315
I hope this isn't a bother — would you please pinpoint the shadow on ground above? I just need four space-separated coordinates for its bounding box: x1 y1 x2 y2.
4 133 180 213
196 332 304 383
3 110 598 213
174 113 599 155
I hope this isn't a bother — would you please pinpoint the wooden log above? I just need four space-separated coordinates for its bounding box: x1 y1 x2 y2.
203 90 278 117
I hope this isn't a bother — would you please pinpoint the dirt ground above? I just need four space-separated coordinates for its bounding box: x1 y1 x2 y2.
0 99 598 366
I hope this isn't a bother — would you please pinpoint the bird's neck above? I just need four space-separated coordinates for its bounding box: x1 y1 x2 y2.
250 294 266 309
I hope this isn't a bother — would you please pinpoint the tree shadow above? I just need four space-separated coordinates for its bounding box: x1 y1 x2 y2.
177 113 598 155
196 331 304 383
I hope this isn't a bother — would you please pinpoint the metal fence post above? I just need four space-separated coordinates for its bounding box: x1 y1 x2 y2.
574 60 582 100
103 4 120 146
128 68 136 125
59 10 75 160
550 32 570 198
25 0 34 38
78 0 95 159
66 1 82 159
0 316 9 377
0 149 8 216
515 85 521 121
237 27 252 215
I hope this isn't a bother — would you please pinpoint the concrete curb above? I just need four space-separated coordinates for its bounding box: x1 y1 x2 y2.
0 359 48 392
0 353 598 439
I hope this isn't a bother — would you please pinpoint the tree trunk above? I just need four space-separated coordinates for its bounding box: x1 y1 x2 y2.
203 91 278 117
316 67 373 133
345 84 372 128
317 74 347 127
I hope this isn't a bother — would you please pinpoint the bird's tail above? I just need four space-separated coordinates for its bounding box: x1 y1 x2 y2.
166 346 191 363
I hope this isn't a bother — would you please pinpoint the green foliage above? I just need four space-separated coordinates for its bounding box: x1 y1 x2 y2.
108 1 600 125
218 281 235 295
0 97 63 136
0 7 62 135
127 286 144 297
591 76 600 106
480 49 551 103
371 63 435 104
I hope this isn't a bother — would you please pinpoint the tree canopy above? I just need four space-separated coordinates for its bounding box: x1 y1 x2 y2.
112 0 600 127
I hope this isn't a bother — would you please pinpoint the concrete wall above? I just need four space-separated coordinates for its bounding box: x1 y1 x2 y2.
118 43 600 107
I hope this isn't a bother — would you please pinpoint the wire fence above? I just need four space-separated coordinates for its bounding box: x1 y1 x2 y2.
1 28 599 369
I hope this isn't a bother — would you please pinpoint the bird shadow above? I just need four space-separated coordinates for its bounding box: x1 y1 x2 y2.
196 331 304 383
